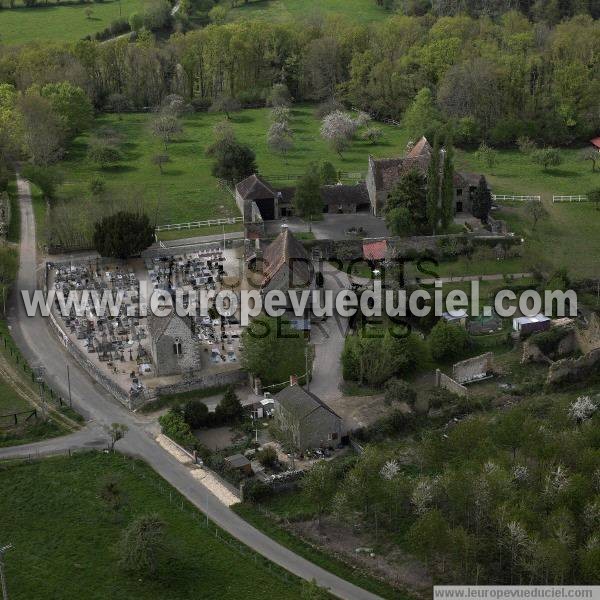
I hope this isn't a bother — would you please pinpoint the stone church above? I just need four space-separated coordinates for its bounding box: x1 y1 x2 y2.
147 313 201 377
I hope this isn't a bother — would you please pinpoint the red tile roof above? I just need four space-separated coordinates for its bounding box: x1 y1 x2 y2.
591 137 600 149
363 240 387 261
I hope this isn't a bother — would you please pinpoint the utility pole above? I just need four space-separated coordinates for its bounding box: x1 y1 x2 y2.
305 346 310 392
0 543 13 600
66 363 72 408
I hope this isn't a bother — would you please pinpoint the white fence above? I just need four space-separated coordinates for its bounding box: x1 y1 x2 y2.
492 194 541 203
155 217 243 232
552 195 589 203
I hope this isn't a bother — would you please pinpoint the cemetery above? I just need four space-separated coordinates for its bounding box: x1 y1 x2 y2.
47 243 245 407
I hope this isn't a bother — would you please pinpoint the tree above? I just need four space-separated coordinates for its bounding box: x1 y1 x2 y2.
93 212 155 258
428 320 468 361
105 93 130 119
302 460 336 529
21 165 63 202
361 126 383 145
119 514 166 578
106 422 129 451
426 134 441 234
240 316 308 387
208 4 228 24
210 139 257 184
85 7 93 18
384 169 428 235
384 378 416 406
403 88 443 139
215 386 245 424
151 114 182 150
525 200 548 231
89 176 106 196
476 142 497 170
269 106 291 125
17 93 65 165
440 133 455 231
320 111 357 158
268 83 292 107
87 141 122 169
209 95 241 119
267 121 293 159
407 509 450 568
319 161 338 185
581 148 599 172
532 148 562 171
40 82 93 138
471 175 492 223
183 399 209 428
294 163 322 219
152 153 170 174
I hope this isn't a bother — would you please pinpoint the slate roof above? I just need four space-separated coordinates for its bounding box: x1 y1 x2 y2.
262 227 312 292
320 182 369 208
147 312 192 342
275 384 340 422
235 174 274 201
225 454 250 468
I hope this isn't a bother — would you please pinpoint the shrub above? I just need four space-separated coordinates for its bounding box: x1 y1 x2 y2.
428 320 469 361
384 378 417 406
242 479 272 503
257 446 278 469
93 211 154 259
183 400 209 429
158 410 197 449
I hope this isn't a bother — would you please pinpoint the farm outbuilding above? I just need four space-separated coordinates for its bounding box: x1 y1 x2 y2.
513 314 551 335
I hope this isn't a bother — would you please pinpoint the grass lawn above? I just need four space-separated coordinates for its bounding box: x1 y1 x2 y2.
229 0 390 23
55 106 410 228
0 452 307 600
0 0 145 45
157 222 244 241
494 201 600 278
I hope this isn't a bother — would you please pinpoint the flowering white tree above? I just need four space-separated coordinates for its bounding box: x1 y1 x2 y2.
411 477 436 515
568 395 597 424
267 121 294 160
380 459 400 481
320 111 357 158
512 464 529 483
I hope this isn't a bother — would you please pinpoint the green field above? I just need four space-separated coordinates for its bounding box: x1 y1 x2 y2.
0 452 307 600
0 0 143 45
57 106 411 227
229 0 389 24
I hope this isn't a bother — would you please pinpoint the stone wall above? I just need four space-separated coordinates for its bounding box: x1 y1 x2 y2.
152 368 247 397
435 369 468 397
452 352 494 384
547 348 600 387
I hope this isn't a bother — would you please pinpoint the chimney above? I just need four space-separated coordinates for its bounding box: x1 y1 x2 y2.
290 374 298 386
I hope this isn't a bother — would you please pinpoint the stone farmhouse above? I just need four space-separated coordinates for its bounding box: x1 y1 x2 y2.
235 173 370 228
366 136 483 216
274 382 343 451
235 136 485 230
148 312 201 377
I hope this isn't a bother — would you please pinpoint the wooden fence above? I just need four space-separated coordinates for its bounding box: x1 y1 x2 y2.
492 194 541 203
155 217 243 232
0 409 37 429
552 195 589 203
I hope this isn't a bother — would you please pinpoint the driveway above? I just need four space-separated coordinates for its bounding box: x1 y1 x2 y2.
265 213 390 241
5 174 382 600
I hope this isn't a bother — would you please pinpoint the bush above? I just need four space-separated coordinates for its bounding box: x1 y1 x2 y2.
384 378 417 406
183 400 209 429
256 446 278 469
428 320 469 361
158 410 197 449
242 479 272 503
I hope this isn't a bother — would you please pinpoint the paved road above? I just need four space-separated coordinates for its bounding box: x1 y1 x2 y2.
4 174 382 600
